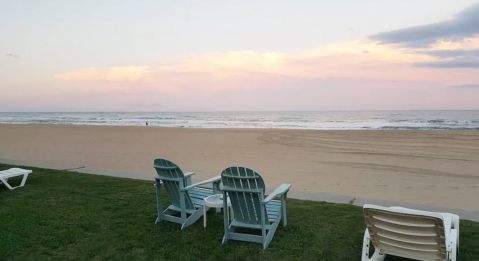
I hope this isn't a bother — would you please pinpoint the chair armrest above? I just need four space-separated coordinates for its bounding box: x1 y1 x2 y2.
184 172 195 177
183 176 221 191
183 172 195 186
263 184 291 203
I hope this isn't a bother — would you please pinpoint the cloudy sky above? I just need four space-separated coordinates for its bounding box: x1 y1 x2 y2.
1 0 479 111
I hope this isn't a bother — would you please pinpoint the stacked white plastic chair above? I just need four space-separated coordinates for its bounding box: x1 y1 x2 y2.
362 204 459 261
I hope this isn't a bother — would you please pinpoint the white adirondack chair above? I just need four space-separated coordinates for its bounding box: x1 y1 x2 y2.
0 168 33 190
362 204 459 261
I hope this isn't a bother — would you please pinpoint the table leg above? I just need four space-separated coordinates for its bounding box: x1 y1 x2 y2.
204 206 207 227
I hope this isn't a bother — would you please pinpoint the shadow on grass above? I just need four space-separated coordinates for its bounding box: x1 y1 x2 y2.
0 164 478 261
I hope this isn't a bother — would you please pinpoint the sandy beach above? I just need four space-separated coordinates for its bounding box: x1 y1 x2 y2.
1 123 479 211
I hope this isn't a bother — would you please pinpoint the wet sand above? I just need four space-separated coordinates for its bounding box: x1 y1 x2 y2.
1 124 479 210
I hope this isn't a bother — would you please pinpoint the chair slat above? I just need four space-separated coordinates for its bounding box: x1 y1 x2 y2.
153 165 178 170
222 174 260 179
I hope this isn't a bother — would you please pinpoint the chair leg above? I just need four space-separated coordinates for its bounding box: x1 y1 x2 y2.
264 216 281 249
281 194 287 226
260 206 267 249
451 216 460 254
19 173 29 187
0 178 14 190
362 229 385 261
449 228 458 261
1 175 28 190
222 234 229 244
204 205 208 227
370 251 385 261
155 182 164 224
179 190 187 228
222 191 230 244
182 207 204 229
450 248 457 261
362 229 370 261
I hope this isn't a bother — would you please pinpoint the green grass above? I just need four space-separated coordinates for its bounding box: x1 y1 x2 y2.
0 164 478 261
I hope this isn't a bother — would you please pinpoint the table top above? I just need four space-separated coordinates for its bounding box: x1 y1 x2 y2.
204 194 231 208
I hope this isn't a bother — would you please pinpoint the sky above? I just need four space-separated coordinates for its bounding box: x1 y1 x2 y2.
1 0 479 112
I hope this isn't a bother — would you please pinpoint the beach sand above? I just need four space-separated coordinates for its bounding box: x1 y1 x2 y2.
1 124 479 211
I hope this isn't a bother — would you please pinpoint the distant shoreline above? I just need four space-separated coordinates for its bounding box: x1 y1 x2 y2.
0 123 478 131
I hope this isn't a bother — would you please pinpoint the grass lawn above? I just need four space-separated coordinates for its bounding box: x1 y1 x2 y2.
1 164 478 261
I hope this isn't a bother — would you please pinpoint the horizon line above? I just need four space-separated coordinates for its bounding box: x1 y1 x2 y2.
2 109 479 113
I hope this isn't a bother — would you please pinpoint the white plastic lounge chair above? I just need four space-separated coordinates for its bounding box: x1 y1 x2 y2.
362 204 459 261
0 168 33 190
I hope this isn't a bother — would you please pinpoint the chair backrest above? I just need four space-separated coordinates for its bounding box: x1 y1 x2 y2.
363 204 448 261
154 158 195 210
221 167 268 225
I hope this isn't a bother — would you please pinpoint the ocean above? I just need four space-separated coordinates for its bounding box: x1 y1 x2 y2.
0 111 478 130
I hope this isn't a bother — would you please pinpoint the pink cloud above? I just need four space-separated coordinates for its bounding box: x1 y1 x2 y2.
49 36 479 111
54 37 479 88
54 66 151 82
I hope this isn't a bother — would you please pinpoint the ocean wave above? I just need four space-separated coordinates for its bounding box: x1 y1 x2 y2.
379 126 479 130
390 119 479 125
135 116 177 120
1 111 479 130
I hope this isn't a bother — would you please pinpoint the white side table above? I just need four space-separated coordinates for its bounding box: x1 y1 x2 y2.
203 194 234 227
